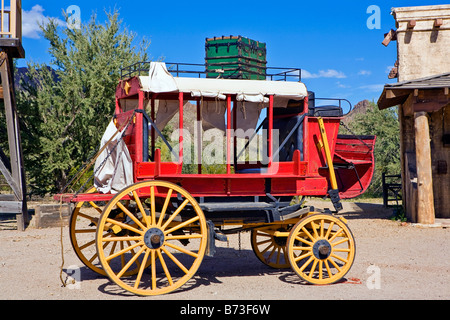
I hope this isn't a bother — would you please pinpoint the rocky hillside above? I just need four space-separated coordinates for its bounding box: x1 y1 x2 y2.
341 99 373 125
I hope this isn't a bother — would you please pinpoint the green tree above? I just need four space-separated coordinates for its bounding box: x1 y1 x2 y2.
15 10 149 195
342 101 401 196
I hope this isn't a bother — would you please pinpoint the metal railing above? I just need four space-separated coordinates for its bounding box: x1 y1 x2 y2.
121 61 302 82
0 0 21 39
313 97 353 115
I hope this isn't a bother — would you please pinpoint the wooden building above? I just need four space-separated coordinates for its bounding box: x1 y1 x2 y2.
378 5 450 223
0 0 28 230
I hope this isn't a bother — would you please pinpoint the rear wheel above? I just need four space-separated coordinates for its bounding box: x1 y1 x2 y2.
96 180 208 296
69 187 106 275
251 226 291 269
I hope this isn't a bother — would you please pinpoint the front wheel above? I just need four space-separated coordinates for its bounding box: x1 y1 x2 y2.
96 180 208 296
286 214 355 285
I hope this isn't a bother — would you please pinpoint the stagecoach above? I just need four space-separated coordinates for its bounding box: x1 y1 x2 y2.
57 62 376 296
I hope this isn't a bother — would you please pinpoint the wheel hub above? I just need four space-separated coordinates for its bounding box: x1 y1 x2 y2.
144 228 165 249
313 239 332 259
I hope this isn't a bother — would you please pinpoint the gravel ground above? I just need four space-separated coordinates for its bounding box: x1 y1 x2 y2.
0 198 449 301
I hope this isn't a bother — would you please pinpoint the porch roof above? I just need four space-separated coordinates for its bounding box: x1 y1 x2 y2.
378 72 450 110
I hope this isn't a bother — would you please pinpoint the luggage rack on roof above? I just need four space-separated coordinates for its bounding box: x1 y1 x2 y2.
120 61 303 82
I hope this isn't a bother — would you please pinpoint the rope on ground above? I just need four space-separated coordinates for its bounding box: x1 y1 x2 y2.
59 194 66 287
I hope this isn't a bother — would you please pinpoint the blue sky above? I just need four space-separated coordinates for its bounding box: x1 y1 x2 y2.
19 1 448 111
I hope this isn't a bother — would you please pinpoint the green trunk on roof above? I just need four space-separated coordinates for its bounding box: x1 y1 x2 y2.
205 36 267 80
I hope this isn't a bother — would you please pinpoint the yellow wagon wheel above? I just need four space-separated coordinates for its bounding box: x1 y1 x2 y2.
70 187 148 277
251 226 291 269
96 180 208 296
286 213 355 285
70 187 107 276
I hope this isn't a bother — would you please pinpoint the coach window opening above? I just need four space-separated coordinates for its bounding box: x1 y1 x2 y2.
146 92 277 175
146 93 179 164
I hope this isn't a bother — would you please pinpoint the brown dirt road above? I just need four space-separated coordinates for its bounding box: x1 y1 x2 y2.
0 199 449 302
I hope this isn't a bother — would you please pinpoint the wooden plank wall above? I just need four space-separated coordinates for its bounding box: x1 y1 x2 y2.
401 104 450 220
430 105 450 218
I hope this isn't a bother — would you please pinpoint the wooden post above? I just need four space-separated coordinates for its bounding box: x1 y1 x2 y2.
226 95 231 174
151 96 155 158
178 92 184 171
0 51 28 230
414 112 435 224
268 95 273 170
196 99 202 174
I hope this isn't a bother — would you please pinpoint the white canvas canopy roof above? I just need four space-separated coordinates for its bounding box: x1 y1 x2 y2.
139 62 308 132
139 62 307 105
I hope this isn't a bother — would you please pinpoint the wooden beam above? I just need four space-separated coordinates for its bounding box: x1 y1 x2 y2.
414 112 435 224
414 100 449 113
0 201 22 214
382 29 397 47
414 89 450 102
0 51 28 230
434 18 443 28
401 89 450 116
388 67 398 79
403 93 415 116
407 20 416 29
386 89 411 100
0 156 21 199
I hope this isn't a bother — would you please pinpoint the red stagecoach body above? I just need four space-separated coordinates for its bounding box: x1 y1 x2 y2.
66 63 376 210
56 62 376 295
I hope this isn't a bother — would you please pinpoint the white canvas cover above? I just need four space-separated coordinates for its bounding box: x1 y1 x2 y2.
139 62 307 105
145 62 178 93
154 100 180 131
94 120 133 194
234 101 263 133
138 62 307 132
201 100 226 131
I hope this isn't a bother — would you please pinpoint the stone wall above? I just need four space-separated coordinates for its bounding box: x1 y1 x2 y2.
393 5 450 81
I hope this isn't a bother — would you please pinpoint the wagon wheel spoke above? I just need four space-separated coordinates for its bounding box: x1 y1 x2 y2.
287 214 355 285
156 249 173 286
96 181 207 296
75 212 99 226
134 248 151 289
116 245 147 278
157 188 173 227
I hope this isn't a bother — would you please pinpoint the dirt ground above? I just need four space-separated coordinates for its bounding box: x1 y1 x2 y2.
0 198 449 302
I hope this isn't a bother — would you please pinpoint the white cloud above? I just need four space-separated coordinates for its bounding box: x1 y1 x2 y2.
359 84 385 92
22 5 65 39
303 69 346 79
358 70 372 76
336 81 350 89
